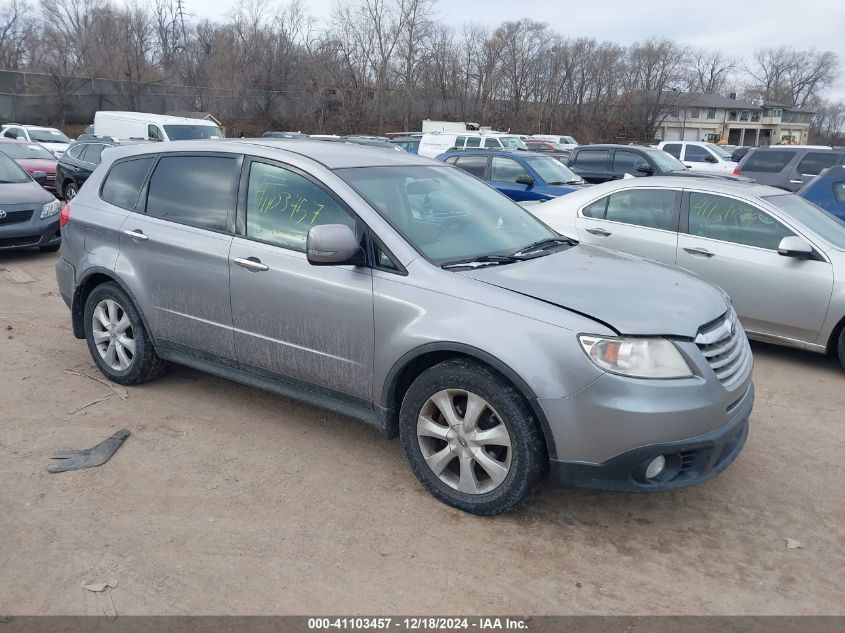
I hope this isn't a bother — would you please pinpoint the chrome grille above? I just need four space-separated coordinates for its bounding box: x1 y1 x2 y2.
696 308 752 387
0 209 33 226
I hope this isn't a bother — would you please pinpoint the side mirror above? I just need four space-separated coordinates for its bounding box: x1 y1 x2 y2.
705 155 718 163
32 170 47 183
777 236 813 259
515 175 535 186
306 224 363 266
635 163 654 174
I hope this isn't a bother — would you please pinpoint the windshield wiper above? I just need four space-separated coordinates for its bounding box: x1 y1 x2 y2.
441 254 527 270
511 237 576 257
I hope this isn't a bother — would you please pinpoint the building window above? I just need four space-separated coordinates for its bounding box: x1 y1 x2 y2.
751 111 760 122
689 108 699 119
728 110 738 121
707 108 716 119
668 107 680 117
739 111 750 122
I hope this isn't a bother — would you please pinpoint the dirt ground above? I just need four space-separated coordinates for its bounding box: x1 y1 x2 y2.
1 249 843 616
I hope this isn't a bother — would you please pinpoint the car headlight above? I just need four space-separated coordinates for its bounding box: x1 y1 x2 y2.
578 335 693 379
40 199 62 219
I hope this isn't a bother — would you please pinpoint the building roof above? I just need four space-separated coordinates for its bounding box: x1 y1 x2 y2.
669 92 759 110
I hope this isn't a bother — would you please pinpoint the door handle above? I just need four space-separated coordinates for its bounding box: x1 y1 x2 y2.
122 229 148 242
233 256 269 272
789 179 804 184
683 247 715 258
585 228 612 237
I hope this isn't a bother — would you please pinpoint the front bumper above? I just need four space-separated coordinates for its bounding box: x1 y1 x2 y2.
0 213 61 250
549 383 753 492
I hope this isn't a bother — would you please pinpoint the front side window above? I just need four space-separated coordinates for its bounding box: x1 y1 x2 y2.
684 145 711 163
145 155 237 231
764 193 845 249
662 143 682 159
337 165 556 265
798 152 838 176
522 156 580 184
245 161 356 252
613 150 648 173
454 155 488 179
148 125 164 141
688 192 794 250
834 182 845 203
101 157 154 210
644 149 686 172
574 150 609 168
602 189 676 230
3 128 20 139
490 157 530 183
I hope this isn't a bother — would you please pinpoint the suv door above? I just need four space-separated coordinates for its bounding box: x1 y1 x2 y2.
682 144 720 172
488 156 540 201
115 153 240 361
228 157 374 400
677 190 833 342
612 149 652 179
569 149 612 183
576 187 680 263
787 151 843 191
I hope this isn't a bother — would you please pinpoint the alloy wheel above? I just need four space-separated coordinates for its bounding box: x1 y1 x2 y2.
91 298 135 371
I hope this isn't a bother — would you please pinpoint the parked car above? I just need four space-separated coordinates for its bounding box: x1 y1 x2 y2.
657 141 738 174
262 131 308 139
55 139 752 514
389 137 420 154
56 137 147 200
418 132 527 158
526 176 845 368
0 152 62 252
568 144 749 184
532 134 579 147
94 111 224 141
0 138 58 193
799 165 845 220
1 124 71 157
523 140 571 161
734 146 845 191
438 149 585 201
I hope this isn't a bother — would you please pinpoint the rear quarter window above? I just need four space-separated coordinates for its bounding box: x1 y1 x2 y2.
797 152 838 176
742 150 796 173
573 150 609 169
100 157 155 210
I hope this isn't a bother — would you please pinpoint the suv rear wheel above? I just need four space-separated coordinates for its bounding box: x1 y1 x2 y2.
837 327 845 371
83 283 167 385
63 181 78 200
399 359 546 515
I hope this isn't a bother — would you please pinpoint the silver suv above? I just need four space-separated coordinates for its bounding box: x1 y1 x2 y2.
55 140 754 515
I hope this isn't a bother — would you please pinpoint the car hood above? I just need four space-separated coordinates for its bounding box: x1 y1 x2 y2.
0 180 55 204
16 159 57 173
459 244 727 337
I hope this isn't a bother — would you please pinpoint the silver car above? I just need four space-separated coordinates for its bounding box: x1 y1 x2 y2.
55 141 753 515
528 176 845 368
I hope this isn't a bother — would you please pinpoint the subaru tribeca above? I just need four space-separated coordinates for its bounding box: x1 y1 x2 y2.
55 140 754 515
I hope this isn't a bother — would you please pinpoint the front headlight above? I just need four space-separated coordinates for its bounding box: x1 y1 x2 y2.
40 199 62 219
578 335 693 379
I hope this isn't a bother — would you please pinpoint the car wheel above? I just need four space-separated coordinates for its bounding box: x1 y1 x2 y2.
64 181 78 200
399 359 547 515
838 327 845 371
39 244 60 252
83 282 167 385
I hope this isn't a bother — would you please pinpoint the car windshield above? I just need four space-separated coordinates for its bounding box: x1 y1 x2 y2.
337 165 557 265
0 143 55 160
28 129 70 143
499 136 528 150
647 149 687 172
163 124 224 140
764 194 845 250
522 155 582 184
0 153 32 183
708 144 733 159
561 136 578 145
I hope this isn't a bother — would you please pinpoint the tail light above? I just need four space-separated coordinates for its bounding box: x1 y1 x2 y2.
732 168 741 176
59 203 71 228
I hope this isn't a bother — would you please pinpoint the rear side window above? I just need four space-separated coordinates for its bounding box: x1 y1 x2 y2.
582 196 608 218
574 150 609 168
465 137 481 148
742 150 795 173
612 150 647 172
604 189 676 230
483 138 500 148
80 143 105 164
66 144 85 159
834 182 845 203
798 152 838 176
145 155 237 231
454 156 487 179
100 157 154 210
662 143 682 158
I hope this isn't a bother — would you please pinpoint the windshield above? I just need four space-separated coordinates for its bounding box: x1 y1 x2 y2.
708 143 733 159
764 194 845 250
0 153 32 183
647 149 687 172
163 124 224 140
337 165 557 265
561 136 578 145
0 143 55 160
28 129 70 143
499 136 528 150
522 155 582 184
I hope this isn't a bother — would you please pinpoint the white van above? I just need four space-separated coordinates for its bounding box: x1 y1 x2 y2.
93 112 224 141
532 134 579 147
657 141 737 174
417 132 527 159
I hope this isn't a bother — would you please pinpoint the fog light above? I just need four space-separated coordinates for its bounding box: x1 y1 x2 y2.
645 455 666 480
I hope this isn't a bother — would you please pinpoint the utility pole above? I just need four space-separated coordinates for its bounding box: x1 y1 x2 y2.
176 0 188 51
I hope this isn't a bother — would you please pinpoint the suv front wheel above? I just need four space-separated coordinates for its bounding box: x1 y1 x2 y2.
399 359 546 515
83 282 167 385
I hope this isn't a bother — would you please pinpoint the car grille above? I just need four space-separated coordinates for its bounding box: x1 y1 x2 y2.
0 210 33 226
695 308 752 388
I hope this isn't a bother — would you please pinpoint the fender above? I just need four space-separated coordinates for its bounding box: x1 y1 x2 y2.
381 341 557 459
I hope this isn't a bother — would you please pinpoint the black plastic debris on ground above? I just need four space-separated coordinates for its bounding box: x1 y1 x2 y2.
47 429 131 473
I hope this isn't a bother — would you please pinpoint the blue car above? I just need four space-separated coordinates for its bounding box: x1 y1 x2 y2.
799 165 845 220
436 149 585 202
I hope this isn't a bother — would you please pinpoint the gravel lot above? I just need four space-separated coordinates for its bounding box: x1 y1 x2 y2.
1 249 843 616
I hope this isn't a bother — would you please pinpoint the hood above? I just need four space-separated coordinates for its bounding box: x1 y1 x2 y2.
0 180 55 205
16 159 57 174
542 184 583 196
459 244 727 338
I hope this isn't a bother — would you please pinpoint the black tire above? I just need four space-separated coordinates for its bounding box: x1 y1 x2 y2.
399 359 547 515
83 282 167 385
838 327 845 371
39 244 60 252
63 181 78 201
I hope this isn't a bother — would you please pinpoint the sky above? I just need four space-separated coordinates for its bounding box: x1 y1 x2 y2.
180 0 845 100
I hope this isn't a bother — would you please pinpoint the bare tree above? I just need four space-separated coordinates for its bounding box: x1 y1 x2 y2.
0 0 32 69
746 46 839 108
684 47 736 94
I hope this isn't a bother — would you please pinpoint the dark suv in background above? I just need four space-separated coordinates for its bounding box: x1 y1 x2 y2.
567 144 745 184
734 146 845 191
56 136 145 200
